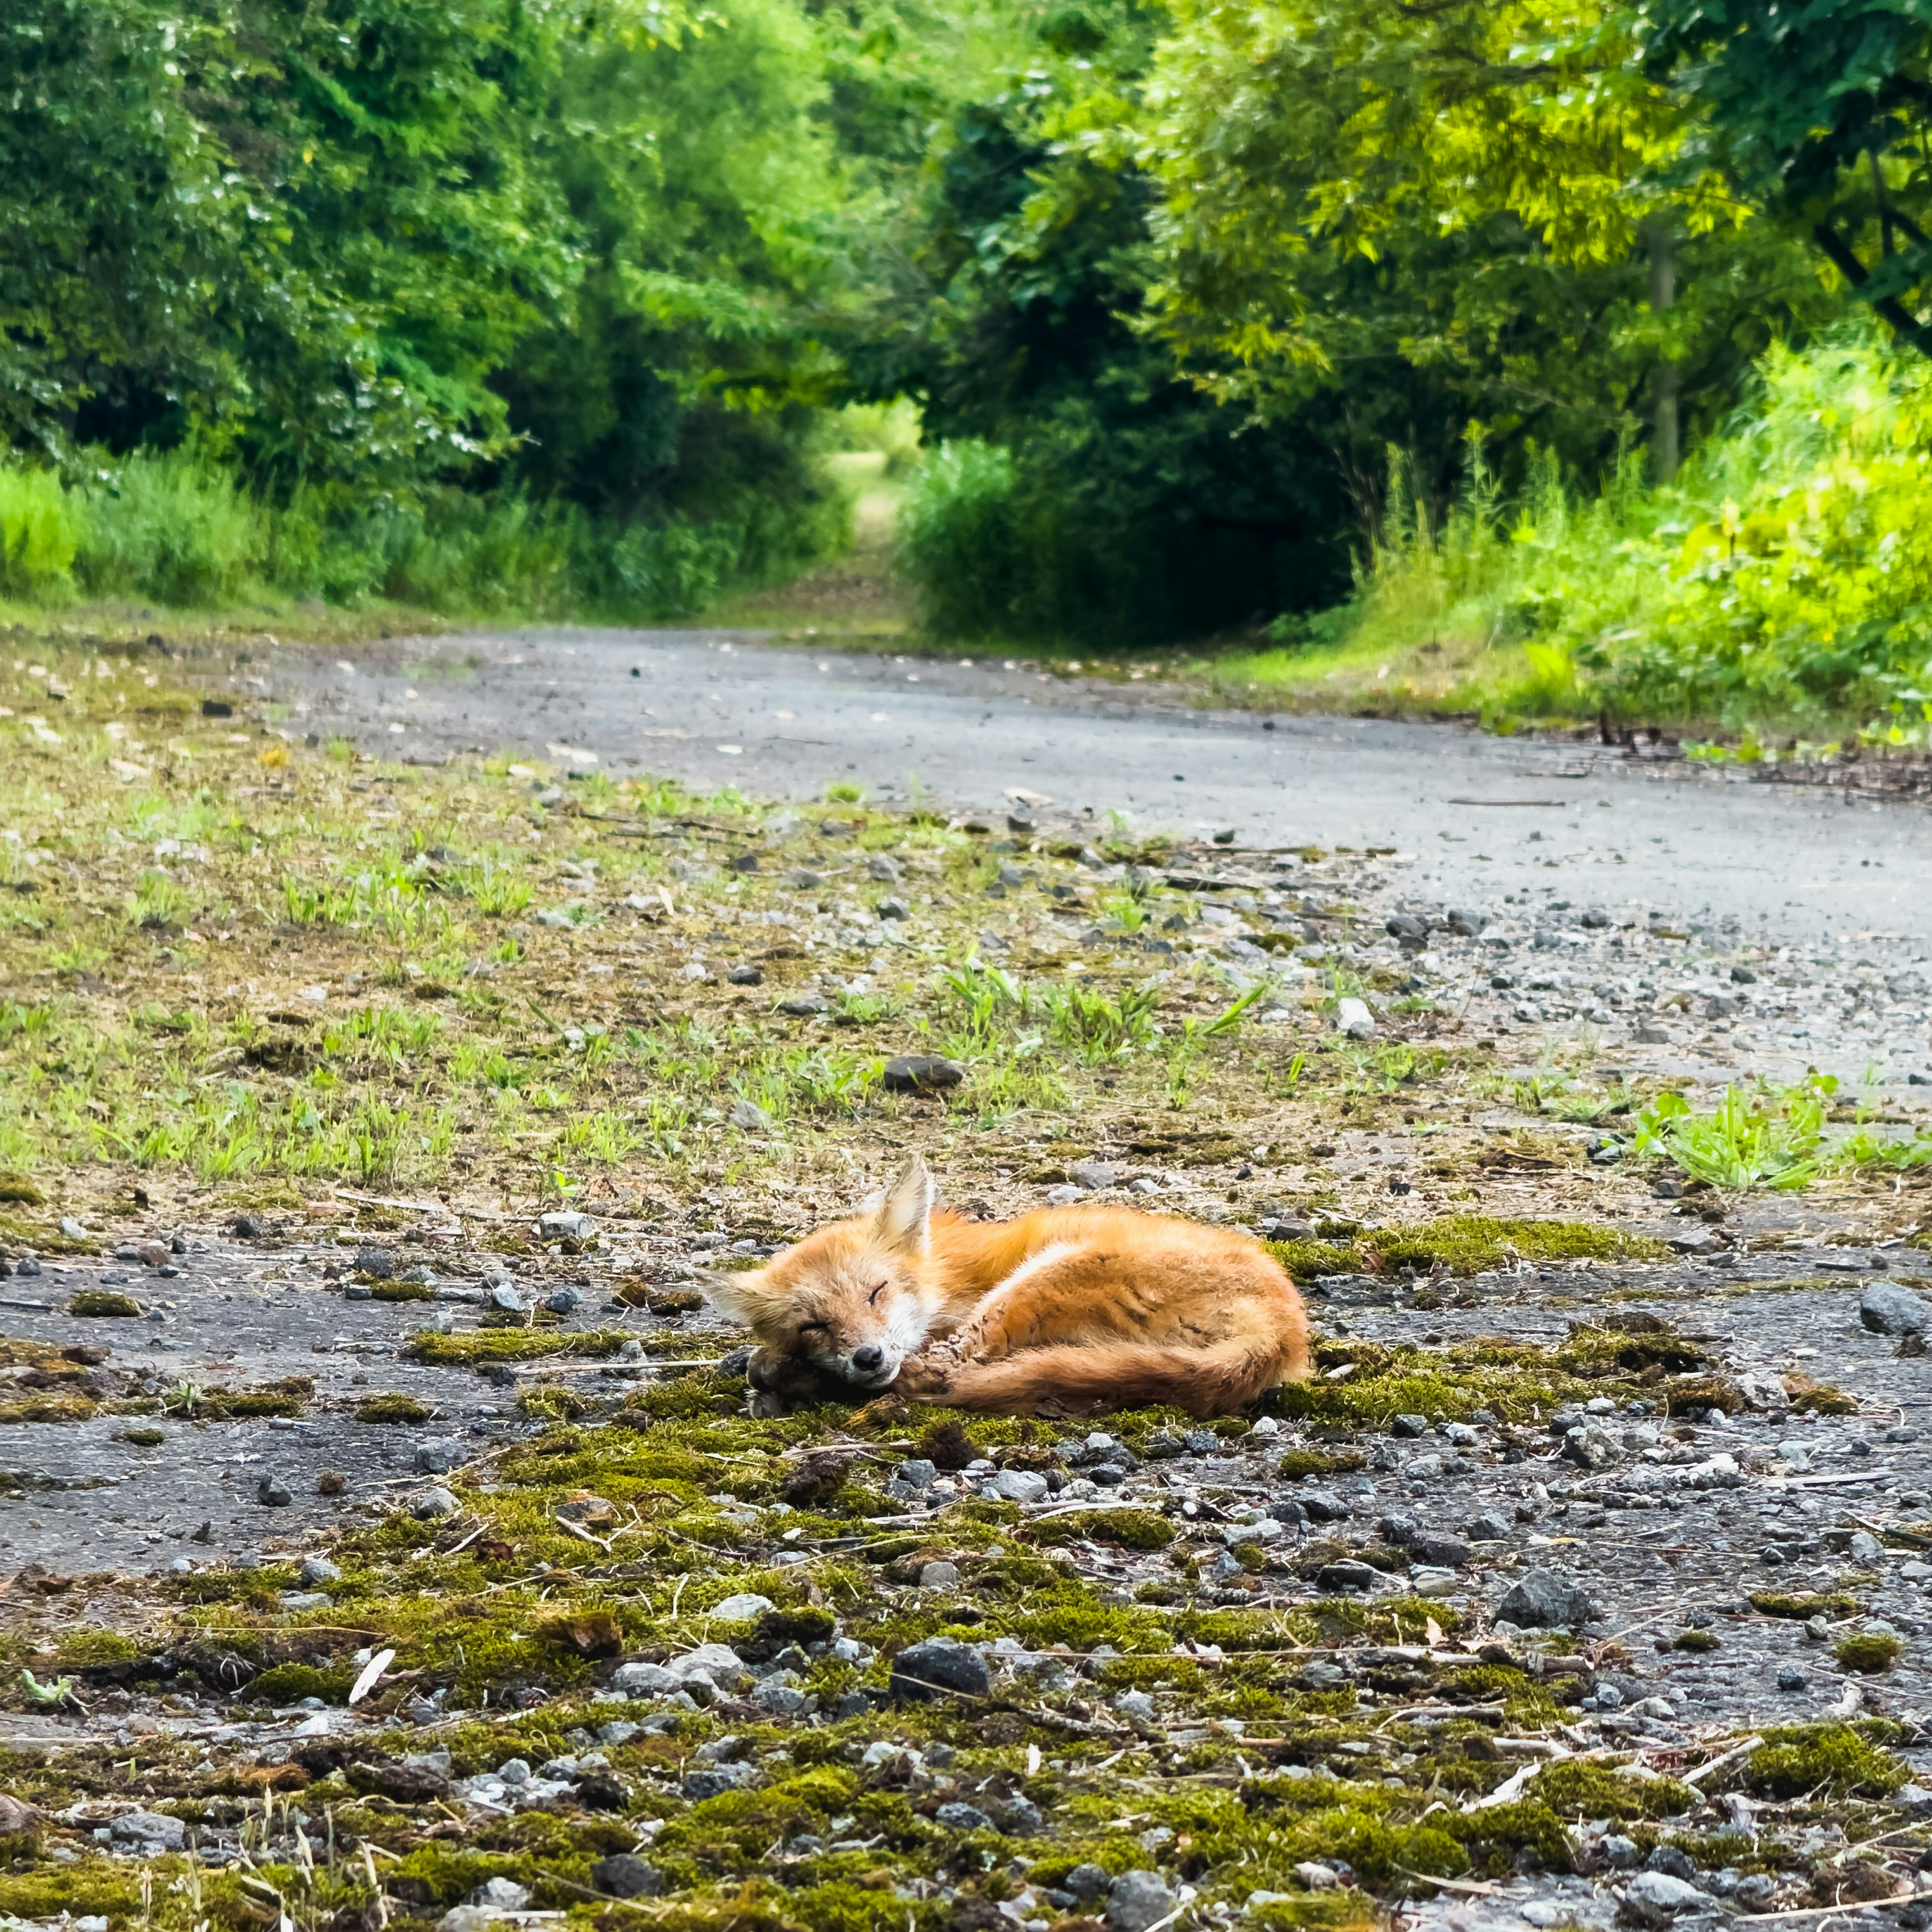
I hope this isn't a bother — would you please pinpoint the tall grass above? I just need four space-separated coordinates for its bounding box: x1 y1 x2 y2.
0 465 87 596
0 444 846 620
1259 328 1932 735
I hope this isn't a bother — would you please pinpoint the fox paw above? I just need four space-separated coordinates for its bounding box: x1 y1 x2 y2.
893 1350 957 1398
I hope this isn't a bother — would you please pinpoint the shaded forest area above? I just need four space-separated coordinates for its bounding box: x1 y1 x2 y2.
8 0 1932 727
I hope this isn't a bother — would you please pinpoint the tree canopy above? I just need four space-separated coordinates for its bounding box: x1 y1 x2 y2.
3 0 1930 637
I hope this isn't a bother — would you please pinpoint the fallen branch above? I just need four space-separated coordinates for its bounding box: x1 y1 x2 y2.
1682 1735 1764 1788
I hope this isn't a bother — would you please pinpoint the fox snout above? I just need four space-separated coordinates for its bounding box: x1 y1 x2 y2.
816 1330 907 1389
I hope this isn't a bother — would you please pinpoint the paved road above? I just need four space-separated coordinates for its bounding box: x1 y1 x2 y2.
273 627 1932 946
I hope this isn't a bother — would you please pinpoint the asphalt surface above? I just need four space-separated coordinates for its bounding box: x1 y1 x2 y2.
269 628 1932 947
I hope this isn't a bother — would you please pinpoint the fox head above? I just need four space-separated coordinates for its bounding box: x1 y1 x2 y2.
702 1156 939 1390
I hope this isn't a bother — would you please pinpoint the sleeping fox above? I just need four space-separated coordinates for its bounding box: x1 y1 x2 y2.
702 1155 1310 1418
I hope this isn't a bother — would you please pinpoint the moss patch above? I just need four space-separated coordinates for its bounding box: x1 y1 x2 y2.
406 1327 634 1366
1530 1760 1694 1820
1751 1591 1860 1620
1835 1632 1902 1674
358 1393 435 1425
1266 1216 1667 1281
1027 1508 1175 1550
1746 1723 1908 1799
67 1290 141 1317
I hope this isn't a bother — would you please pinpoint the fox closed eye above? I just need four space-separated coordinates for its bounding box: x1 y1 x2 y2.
868 1283 886 1305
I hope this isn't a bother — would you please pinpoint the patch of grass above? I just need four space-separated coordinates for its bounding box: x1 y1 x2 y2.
1634 1079 1830 1190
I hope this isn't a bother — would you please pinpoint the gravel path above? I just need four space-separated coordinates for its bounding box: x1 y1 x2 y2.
266 628 1932 946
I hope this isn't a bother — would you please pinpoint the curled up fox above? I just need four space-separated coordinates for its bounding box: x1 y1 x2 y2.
703 1155 1310 1418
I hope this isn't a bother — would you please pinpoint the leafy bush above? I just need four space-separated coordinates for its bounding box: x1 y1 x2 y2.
897 441 1023 637
1289 330 1932 732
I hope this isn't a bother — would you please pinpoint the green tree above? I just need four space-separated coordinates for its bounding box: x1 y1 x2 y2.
1632 0 1932 354
1134 0 1831 497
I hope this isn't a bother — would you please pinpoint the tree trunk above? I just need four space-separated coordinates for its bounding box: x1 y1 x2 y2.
1646 222 1679 484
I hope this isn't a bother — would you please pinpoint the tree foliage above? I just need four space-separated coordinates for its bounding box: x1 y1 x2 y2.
1633 0 1932 352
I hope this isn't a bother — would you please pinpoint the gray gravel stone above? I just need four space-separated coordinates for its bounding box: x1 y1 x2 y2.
589 1856 662 1900
1862 1281 1931 1336
890 1635 992 1702
112 1810 187 1850
1619 1870 1711 1925
935 1802 993 1832
882 1054 964 1093
1495 1567 1596 1628
1065 1865 1110 1902
1107 1871 1175 1932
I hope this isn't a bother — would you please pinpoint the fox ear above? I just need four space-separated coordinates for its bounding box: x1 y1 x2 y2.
873 1154 933 1256
699 1266 775 1327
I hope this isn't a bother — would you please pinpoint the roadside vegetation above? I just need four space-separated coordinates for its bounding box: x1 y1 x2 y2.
14 0 1932 744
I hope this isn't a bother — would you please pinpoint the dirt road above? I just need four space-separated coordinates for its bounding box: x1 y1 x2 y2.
274 627 1932 945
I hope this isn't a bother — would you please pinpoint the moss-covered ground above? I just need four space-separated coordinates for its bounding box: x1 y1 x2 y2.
4 646 1932 1932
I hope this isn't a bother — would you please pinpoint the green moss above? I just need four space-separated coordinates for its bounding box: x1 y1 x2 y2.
1439 1800 1573 1878
406 1327 633 1365
1531 1761 1693 1820
0 1864 142 1920
358 1393 434 1425
1746 1723 1908 1799
1785 1376 1859 1415
250 1661 355 1704
67 1290 141 1317
520 1385 593 1422
1027 1508 1174 1550
199 1377 310 1418
1671 1629 1720 1653
1279 1336 1596 1428
1751 1591 1859 1620
56 1630 141 1667
0 1393 95 1423
1835 1633 1903 1674
1395 1825 1473 1880
114 1425 166 1446
1276 1449 1367 1479
0 1176 43 1205
1265 1216 1666 1281
371 1279 436 1302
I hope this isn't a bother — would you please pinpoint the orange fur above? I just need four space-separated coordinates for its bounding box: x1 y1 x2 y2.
704 1156 1310 1417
